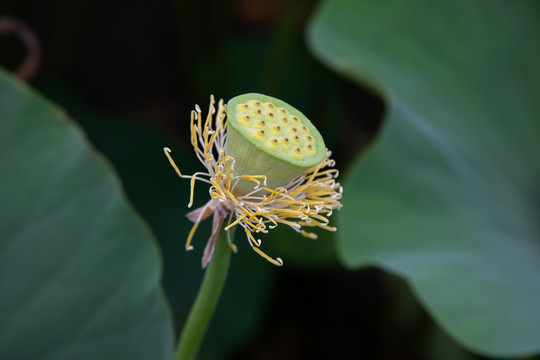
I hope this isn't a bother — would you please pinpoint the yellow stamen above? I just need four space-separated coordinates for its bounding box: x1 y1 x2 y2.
210 190 225 201
211 180 227 200
186 222 198 251
240 175 268 189
252 246 283 266
190 111 198 150
262 188 295 201
188 176 196 208
225 213 247 230
163 147 182 176
244 227 261 247
227 228 238 253
277 219 302 229
301 230 318 239
222 189 242 206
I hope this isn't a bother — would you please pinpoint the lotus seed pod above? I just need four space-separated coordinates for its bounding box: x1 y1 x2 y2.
226 93 326 194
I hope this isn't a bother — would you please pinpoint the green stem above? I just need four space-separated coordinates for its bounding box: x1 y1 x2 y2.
173 229 233 360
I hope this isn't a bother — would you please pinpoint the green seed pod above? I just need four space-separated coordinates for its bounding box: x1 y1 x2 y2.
226 93 326 193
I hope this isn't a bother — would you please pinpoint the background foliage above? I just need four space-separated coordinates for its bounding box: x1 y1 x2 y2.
1 0 538 359
0 69 173 360
309 0 540 357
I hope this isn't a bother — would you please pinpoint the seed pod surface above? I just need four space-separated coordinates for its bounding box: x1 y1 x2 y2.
226 93 326 193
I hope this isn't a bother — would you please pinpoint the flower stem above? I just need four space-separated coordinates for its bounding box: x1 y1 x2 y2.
174 229 233 360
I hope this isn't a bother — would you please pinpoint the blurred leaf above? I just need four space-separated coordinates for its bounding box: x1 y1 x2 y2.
0 68 173 359
308 0 540 357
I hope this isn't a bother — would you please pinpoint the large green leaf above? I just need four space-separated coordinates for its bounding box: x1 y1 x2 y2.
0 69 173 359
308 0 540 357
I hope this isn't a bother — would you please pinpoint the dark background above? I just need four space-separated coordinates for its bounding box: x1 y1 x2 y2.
0 1 498 359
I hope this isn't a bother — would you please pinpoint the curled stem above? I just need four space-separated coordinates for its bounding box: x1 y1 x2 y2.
174 228 233 360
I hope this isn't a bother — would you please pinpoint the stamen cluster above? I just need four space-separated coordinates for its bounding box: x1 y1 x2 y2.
164 95 343 267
